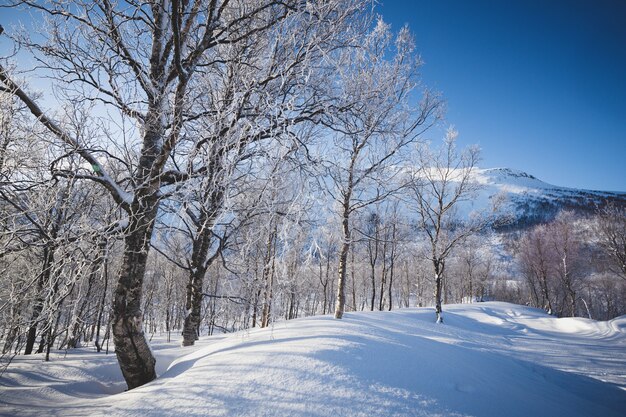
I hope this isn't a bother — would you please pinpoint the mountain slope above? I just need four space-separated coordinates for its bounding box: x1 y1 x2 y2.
466 168 626 229
2 302 625 417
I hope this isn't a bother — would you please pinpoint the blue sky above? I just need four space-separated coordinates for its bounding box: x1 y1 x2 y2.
380 0 626 191
2 2 625 191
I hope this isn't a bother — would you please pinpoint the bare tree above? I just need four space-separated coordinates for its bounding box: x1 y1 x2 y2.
512 213 586 317
382 202 402 311
408 129 499 323
169 14 341 342
0 0 368 389
594 203 626 281
365 211 381 311
310 223 338 315
548 212 584 317
321 19 441 319
514 225 555 314
452 235 495 303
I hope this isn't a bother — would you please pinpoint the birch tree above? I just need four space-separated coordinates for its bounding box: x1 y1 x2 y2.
0 0 367 389
548 212 584 316
594 203 626 281
409 130 499 323
322 19 441 319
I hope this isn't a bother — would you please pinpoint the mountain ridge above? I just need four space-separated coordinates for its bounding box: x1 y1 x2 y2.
468 167 626 230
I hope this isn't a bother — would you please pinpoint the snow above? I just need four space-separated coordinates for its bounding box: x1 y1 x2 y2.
472 167 626 201
438 167 626 221
1 302 625 417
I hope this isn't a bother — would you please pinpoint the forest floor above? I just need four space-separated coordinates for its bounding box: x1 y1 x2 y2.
1 302 625 417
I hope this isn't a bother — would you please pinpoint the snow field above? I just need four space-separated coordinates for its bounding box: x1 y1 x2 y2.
1 302 625 417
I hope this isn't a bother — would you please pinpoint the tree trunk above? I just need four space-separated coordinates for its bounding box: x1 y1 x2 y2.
350 244 357 312
68 243 105 348
182 266 206 346
319 259 327 315
539 272 553 315
2 297 21 354
94 247 109 353
368 231 379 311
111 197 159 390
335 240 350 319
370 266 376 311
261 221 278 328
568 287 576 317
181 161 226 343
182 213 216 346
24 245 55 355
434 260 444 323
387 242 395 311
252 287 261 328
334 201 351 319
379 239 387 311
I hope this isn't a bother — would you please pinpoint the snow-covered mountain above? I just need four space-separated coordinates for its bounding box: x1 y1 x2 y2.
468 168 626 229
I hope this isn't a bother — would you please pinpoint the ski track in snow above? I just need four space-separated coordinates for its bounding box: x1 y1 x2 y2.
1 302 625 417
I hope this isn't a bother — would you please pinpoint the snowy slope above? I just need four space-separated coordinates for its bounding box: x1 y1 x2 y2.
460 168 626 228
1 302 625 417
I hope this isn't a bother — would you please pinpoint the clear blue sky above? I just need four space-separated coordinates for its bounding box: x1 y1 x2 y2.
380 0 626 191
2 2 625 190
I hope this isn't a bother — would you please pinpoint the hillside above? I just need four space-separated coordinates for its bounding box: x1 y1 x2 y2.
1 302 625 417
462 168 626 229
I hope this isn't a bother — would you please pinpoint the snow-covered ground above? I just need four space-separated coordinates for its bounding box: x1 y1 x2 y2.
1 302 625 417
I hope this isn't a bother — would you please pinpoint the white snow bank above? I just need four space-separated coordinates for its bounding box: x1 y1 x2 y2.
1 302 625 417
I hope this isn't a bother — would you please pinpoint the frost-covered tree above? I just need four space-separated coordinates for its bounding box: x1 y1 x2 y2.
0 0 369 389
548 211 585 317
594 204 626 281
320 19 441 319
513 213 586 317
408 130 499 323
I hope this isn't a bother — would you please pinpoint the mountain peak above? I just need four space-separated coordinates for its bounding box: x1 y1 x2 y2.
470 167 626 230
483 167 538 181
472 167 553 193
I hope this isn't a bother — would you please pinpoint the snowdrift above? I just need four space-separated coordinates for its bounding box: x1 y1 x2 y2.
1 302 625 417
